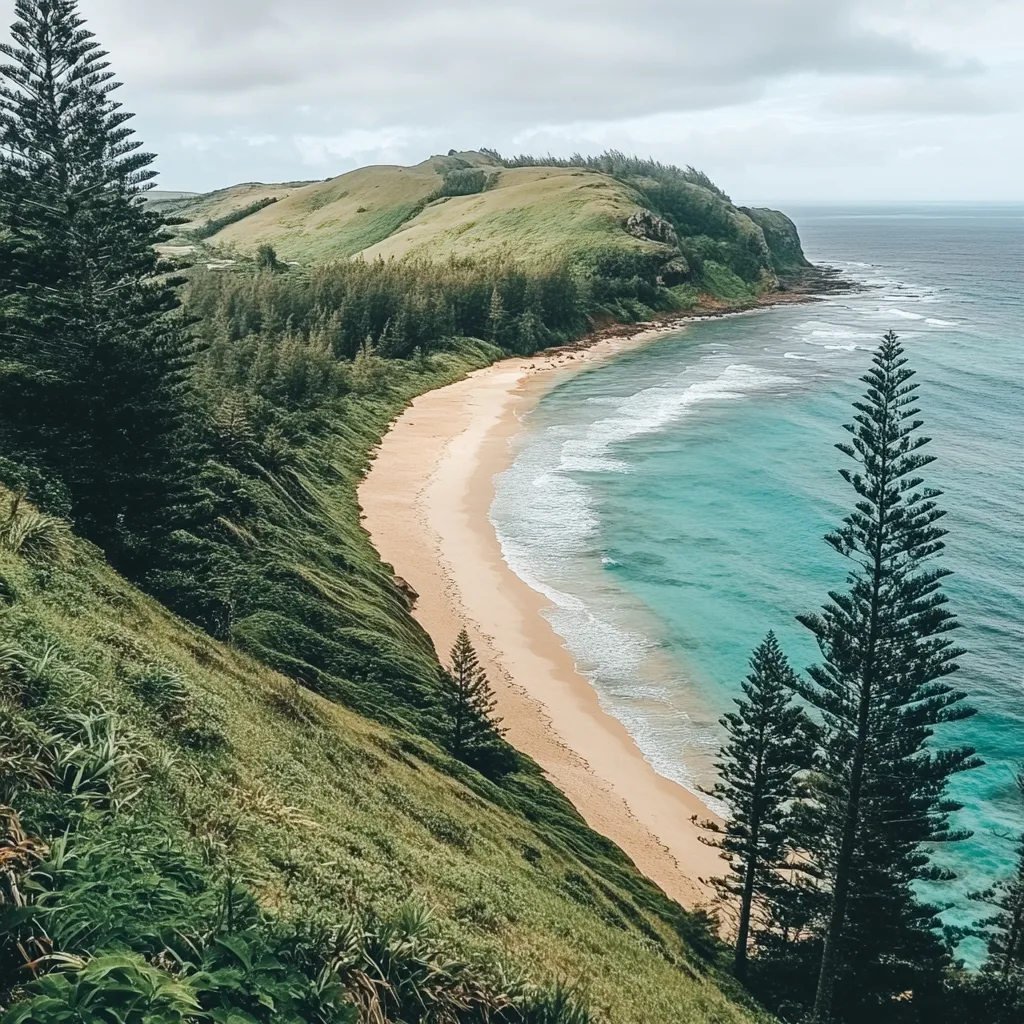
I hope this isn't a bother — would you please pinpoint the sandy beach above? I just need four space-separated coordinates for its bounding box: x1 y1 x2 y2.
359 323 727 909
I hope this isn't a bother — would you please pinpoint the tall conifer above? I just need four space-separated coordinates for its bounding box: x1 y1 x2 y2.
444 629 512 777
706 632 814 980
0 0 203 565
799 331 980 1021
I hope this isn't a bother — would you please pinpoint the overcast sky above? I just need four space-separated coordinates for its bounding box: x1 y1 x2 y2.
61 0 1024 202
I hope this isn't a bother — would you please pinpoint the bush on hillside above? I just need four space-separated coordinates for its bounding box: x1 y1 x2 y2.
186 197 280 242
433 168 488 198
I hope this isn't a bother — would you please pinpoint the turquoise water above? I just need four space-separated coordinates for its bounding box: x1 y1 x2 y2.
491 204 1024 938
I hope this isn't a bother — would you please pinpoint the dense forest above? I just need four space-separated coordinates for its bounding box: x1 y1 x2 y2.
0 2 1021 1023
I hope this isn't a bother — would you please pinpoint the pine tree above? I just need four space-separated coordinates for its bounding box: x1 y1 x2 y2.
798 332 981 1022
0 0 203 566
443 629 511 776
970 772 1024 982
486 286 506 344
705 632 814 981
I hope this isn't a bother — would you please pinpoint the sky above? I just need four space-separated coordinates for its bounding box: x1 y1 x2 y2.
52 0 1024 202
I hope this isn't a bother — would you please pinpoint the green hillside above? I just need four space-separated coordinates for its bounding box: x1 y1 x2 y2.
0 343 769 1024
2 130 807 1024
9 2 1019 1022
163 151 810 307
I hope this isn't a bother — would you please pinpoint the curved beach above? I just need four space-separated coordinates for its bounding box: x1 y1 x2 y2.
359 329 725 909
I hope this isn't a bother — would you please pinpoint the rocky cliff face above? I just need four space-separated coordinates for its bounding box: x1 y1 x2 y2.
740 207 811 274
625 209 679 247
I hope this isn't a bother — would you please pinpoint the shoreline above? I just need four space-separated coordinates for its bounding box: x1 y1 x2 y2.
359 293 825 908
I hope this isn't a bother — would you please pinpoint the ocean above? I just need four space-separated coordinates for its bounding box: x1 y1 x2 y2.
490 204 1024 941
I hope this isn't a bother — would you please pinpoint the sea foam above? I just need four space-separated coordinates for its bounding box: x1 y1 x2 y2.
559 363 796 474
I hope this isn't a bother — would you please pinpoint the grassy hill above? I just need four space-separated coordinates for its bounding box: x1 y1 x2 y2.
2 146 810 1021
156 181 318 232
161 151 810 307
0 340 771 1024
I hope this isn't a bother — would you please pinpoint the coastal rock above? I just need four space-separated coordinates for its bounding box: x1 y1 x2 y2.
625 209 679 248
392 574 419 609
658 257 690 286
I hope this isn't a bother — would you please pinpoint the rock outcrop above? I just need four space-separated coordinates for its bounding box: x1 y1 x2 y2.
657 257 690 286
625 209 679 248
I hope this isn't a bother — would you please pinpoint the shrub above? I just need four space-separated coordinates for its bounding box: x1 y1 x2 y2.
433 168 487 198
0 493 69 562
185 196 279 242
0 953 202 1024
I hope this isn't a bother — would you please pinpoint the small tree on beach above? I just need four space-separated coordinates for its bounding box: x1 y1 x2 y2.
704 631 815 981
443 629 513 778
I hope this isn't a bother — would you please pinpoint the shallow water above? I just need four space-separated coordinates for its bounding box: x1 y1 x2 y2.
491 204 1024 940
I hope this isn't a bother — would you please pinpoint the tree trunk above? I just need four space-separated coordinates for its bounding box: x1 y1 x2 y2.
812 380 892 1022
811 724 868 1021
735 846 758 981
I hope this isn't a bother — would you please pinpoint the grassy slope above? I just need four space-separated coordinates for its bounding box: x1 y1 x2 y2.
186 156 664 268
165 154 814 314
0 347 769 1024
158 181 319 233
210 161 450 261
360 167 662 265
56 153 812 1021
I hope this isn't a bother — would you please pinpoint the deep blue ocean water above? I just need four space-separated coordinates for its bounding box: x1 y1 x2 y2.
491 204 1024 941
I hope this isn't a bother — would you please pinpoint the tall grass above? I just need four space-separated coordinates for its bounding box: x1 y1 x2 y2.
0 482 763 1023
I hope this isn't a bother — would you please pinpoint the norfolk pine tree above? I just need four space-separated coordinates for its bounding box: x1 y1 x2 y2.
799 331 980 1021
444 629 513 777
0 0 203 565
705 632 814 981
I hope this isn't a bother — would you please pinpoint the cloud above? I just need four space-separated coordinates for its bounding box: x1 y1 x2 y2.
174 132 223 152
823 76 1020 115
86 0 960 123
6 0 1015 197
292 128 427 167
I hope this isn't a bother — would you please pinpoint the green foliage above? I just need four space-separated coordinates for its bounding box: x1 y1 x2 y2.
443 630 515 779
968 772 1024 982
185 254 605 364
432 168 488 198
0 14 810 1023
512 983 596 1024
2 953 202 1024
187 197 280 241
739 209 811 274
0 470 757 1024
488 149 804 290
923 971 1024 1024
796 332 980 1022
254 243 282 271
0 0 207 572
732 333 980 1023
0 494 69 563
497 150 729 200
704 634 815 980
330 200 432 258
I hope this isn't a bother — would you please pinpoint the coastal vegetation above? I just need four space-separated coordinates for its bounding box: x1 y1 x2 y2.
701 634 815 983
443 631 513 779
186 197 281 242
0 2 1018 1023
704 333 1024 1022
0 3 766 1022
156 148 813 310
